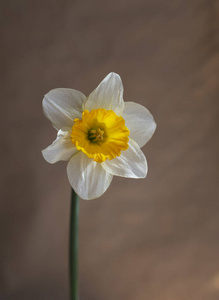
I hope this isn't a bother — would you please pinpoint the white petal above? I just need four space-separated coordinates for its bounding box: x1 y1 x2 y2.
83 72 124 115
67 152 113 200
42 130 78 164
43 88 86 130
122 102 156 148
102 138 147 178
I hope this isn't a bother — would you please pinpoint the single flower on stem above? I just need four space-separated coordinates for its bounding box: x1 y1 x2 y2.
42 72 156 200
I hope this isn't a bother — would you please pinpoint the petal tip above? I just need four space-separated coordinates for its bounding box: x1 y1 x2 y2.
103 72 122 83
41 148 55 164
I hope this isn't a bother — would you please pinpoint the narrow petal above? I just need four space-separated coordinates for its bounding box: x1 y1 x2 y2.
83 72 124 115
67 152 113 200
102 138 147 178
43 88 86 130
42 130 78 164
122 102 156 148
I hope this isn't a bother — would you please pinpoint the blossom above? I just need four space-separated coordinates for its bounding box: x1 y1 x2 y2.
42 72 156 200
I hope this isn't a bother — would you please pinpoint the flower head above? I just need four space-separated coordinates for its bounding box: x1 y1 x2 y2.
42 72 156 200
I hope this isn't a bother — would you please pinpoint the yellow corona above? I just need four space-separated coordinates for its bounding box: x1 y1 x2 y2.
71 108 130 163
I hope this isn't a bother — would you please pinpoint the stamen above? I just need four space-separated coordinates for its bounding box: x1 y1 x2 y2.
88 128 104 142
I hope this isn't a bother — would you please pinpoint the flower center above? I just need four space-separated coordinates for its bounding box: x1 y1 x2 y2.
88 128 104 142
71 108 129 163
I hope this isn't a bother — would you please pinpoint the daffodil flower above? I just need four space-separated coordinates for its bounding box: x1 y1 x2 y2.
42 72 156 200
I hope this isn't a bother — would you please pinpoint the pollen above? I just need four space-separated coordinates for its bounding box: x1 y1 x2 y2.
71 108 130 163
88 128 104 142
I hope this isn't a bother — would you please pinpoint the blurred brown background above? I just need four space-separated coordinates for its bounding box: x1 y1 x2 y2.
1 0 219 299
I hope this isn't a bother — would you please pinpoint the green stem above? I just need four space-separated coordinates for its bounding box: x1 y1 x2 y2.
69 189 80 300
